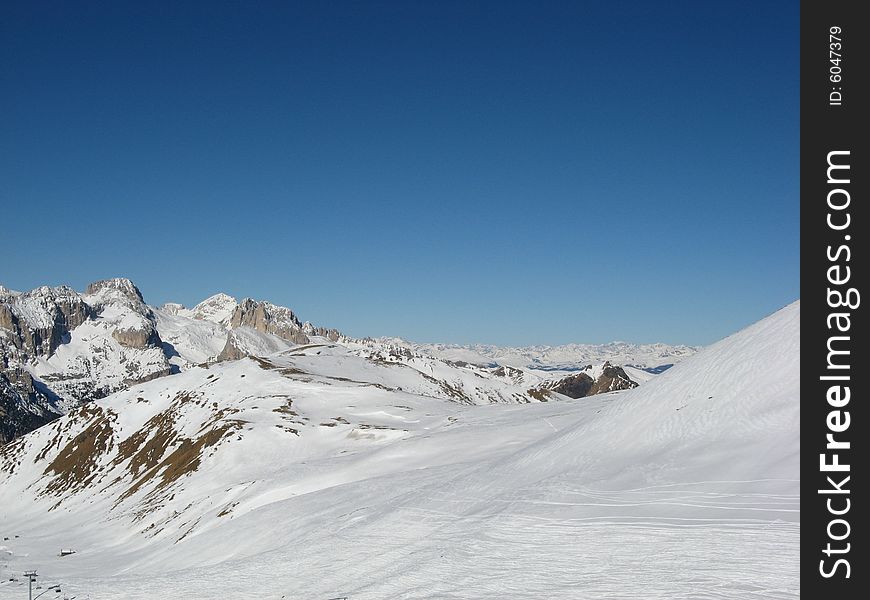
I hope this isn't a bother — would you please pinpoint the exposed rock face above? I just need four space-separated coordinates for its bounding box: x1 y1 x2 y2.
545 372 595 398
0 285 94 358
588 363 638 395
229 299 311 344
211 299 343 361
487 364 530 386
0 370 58 443
2 280 346 443
216 331 248 362
303 324 341 342
0 286 97 439
161 294 341 364
85 279 164 350
538 362 638 399
111 327 162 350
1 279 172 443
85 278 146 303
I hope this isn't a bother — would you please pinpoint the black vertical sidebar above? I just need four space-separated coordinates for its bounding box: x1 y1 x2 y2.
802 0 867 596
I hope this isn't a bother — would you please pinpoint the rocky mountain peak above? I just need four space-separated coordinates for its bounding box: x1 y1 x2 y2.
538 363 639 399
0 279 172 430
2 280 352 443
594 364 638 393
0 285 94 358
210 299 342 361
302 321 342 342
85 278 146 305
2 285 101 438
228 299 307 344
199 292 235 305
80 279 162 350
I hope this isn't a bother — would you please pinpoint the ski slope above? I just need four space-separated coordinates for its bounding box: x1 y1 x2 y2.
0 302 799 599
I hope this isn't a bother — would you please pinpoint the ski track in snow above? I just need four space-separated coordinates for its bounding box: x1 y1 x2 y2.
2 487 798 600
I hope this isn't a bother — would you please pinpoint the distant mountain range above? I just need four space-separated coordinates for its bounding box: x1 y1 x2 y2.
1 278 694 442
381 338 699 372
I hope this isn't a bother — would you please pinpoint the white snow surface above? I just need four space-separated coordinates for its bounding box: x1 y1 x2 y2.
224 326 296 357
153 307 228 366
622 364 658 383
0 302 799 599
190 293 238 326
156 294 238 327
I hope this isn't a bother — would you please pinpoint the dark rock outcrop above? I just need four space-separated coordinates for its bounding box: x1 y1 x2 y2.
1 279 171 443
0 286 94 358
225 298 342 346
216 331 248 362
112 327 162 350
545 372 595 398
588 363 638 395
538 362 638 399
0 370 58 443
229 299 310 344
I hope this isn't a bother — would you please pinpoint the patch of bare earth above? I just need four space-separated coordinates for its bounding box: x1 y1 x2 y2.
41 404 118 497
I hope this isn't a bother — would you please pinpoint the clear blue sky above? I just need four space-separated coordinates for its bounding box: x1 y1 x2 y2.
0 1 798 346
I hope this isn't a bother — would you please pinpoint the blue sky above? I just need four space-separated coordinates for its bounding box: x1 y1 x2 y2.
0 1 798 346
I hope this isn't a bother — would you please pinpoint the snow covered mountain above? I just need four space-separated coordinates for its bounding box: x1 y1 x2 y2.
1 279 676 443
0 280 170 442
0 301 799 599
0 280 343 442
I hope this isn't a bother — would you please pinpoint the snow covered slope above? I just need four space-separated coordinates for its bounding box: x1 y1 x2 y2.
153 306 228 366
0 301 799 599
189 293 239 326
